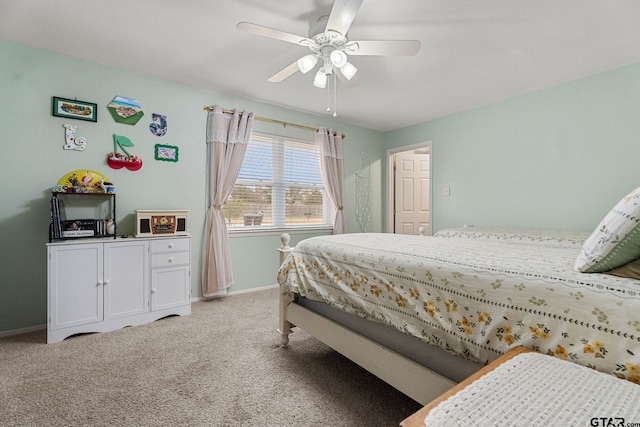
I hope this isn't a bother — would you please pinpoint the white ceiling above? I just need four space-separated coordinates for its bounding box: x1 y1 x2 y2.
2 0 640 132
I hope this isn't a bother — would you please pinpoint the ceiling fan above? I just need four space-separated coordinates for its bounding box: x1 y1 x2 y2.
237 0 421 90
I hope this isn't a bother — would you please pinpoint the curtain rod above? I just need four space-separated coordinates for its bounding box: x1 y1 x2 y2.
203 105 344 138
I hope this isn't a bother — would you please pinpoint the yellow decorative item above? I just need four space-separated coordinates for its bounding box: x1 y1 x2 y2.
55 169 111 193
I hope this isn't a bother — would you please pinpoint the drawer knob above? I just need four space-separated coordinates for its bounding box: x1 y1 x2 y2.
168 243 173 248
168 257 173 263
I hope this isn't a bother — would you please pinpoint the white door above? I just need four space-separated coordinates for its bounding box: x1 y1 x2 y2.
394 150 430 235
103 240 149 320
48 243 103 330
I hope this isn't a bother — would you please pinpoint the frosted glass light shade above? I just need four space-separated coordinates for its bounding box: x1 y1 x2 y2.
329 50 347 68
313 70 328 88
297 54 318 73
340 62 357 80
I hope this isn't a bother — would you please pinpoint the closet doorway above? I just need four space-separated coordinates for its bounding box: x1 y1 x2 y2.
386 142 432 235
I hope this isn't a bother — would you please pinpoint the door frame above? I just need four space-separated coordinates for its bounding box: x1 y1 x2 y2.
386 141 432 235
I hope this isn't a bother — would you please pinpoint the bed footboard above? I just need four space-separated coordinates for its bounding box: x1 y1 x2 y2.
280 294 456 404
276 233 456 404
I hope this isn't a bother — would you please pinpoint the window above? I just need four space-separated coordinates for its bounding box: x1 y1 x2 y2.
223 133 333 230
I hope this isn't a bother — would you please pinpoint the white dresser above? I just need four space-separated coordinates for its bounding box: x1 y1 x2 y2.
47 236 191 343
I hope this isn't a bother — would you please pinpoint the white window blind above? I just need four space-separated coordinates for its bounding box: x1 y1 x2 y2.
223 133 333 229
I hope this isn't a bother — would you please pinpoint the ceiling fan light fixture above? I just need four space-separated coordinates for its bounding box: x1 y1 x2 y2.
297 54 318 73
329 50 347 68
313 70 328 88
340 61 358 80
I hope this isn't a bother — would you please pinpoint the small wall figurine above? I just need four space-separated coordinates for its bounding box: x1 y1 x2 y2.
62 123 87 151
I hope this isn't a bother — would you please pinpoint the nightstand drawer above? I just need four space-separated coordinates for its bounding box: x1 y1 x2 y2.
150 238 190 254
151 251 189 268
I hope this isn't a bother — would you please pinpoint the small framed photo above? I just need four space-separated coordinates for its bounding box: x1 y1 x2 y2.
52 97 98 122
154 144 179 162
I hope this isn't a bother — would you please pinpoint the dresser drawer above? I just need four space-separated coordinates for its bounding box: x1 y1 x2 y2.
150 238 190 254
151 251 190 268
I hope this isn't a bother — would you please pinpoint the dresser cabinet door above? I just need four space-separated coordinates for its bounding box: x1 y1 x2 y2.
151 266 190 311
48 244 103 330
103 240 149 320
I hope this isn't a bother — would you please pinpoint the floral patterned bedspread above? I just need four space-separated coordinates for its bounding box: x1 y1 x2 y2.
277 228 640 384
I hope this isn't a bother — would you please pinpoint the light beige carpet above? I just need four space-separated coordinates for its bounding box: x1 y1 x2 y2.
0 288 422 426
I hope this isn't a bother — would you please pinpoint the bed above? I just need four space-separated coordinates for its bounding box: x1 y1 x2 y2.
276 226 640 404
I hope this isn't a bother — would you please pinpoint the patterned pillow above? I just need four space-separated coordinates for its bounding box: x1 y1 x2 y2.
575 185 640 273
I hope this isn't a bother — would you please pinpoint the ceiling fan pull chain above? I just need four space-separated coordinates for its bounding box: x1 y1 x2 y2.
327 77 331 113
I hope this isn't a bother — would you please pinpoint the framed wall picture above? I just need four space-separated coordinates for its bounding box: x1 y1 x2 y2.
52 97 98 122
154 144 179 162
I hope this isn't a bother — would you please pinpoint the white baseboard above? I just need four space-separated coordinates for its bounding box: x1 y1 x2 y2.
0 324 46 338
2 285 280 337
192 283 279 302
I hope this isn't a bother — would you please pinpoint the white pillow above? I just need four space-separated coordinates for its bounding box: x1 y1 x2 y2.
575 185 640 273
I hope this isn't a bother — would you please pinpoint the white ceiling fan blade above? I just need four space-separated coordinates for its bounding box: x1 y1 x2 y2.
237 22 312 46
348 40 421 56
336 68 361 88
325 0 364 36
268 61 300 83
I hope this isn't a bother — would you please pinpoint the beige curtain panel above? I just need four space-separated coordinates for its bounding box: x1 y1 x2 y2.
315 127 345 234
202 106 254 297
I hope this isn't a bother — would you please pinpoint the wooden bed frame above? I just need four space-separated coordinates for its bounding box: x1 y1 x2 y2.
276 234 456 405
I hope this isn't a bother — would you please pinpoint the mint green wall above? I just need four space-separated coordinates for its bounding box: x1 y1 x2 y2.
383 63 640 233
0 39 382 333
5 35 638 334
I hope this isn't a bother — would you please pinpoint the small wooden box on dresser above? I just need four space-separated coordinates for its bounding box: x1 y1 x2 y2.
46 235 191 344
